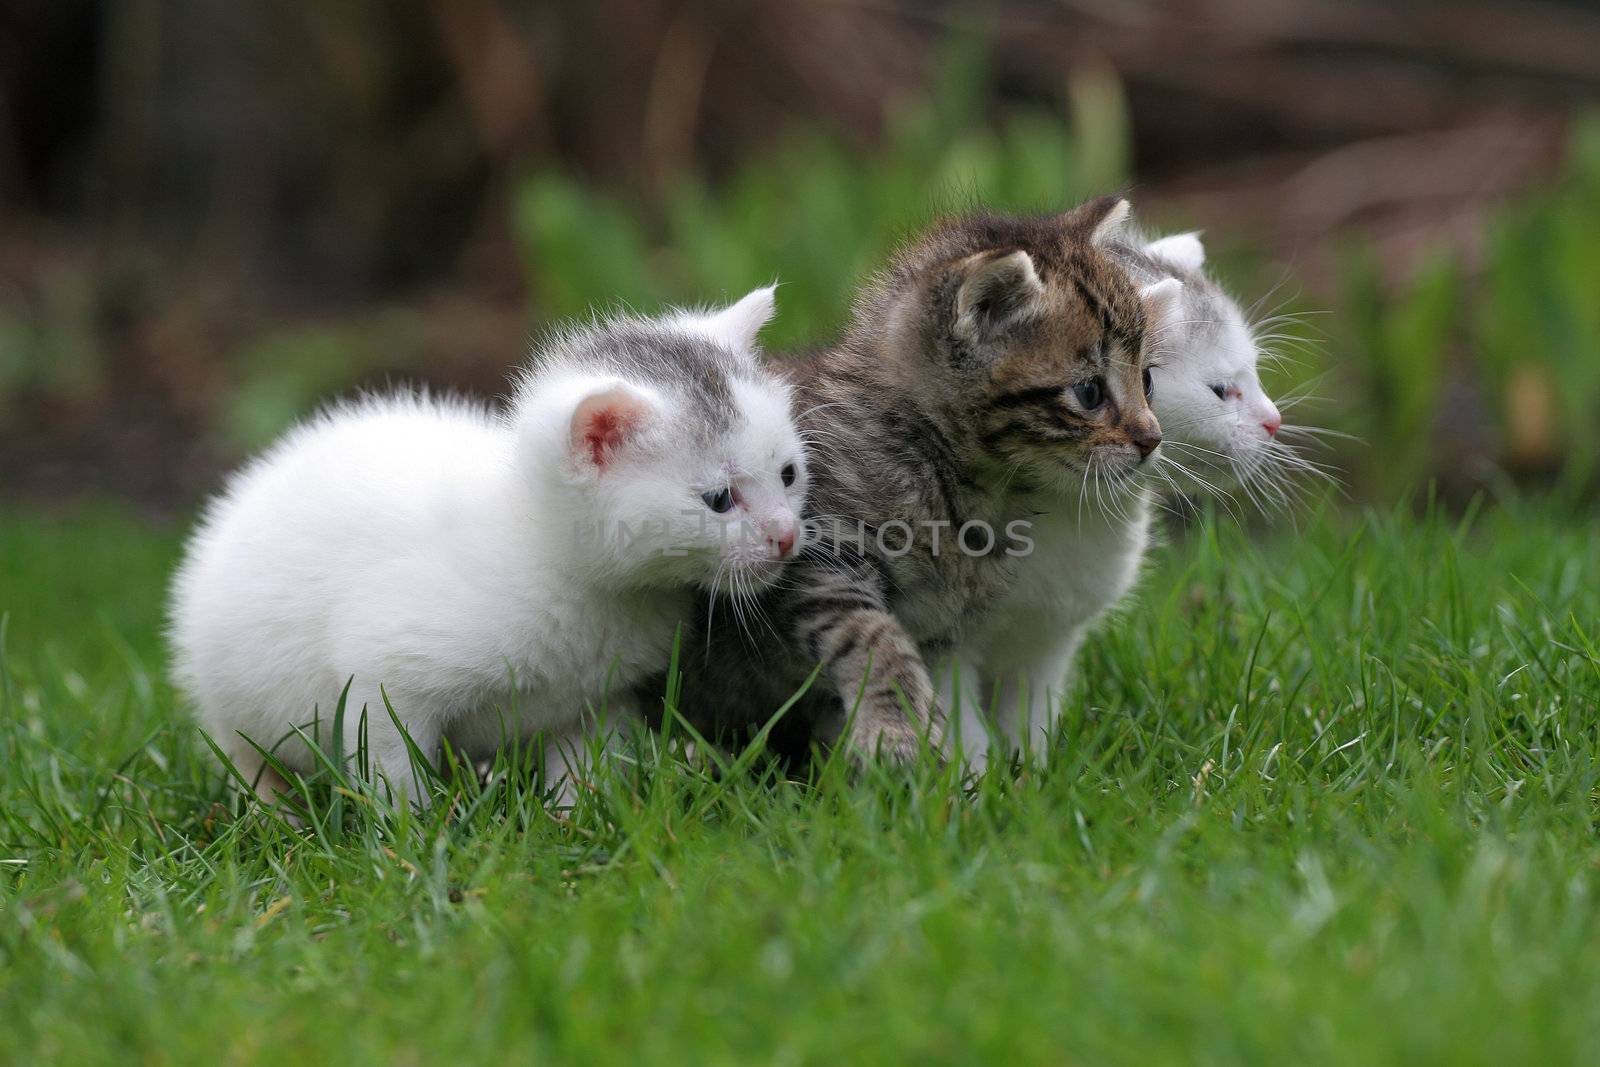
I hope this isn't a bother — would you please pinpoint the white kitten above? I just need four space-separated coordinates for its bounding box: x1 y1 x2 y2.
947 229 1289 769
1132 232 1287 503
168 287 808 805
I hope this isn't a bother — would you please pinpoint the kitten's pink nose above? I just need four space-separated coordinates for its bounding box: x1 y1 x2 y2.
768 519 798 559
1262 415 1281 437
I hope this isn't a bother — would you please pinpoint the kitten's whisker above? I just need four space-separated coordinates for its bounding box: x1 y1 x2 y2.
704 558 730 665
1156 452 1242 520
1160 439 1234 463
1267 447 1345 487
1076 455 1091 525
1151 408 1247 434
1147 461 1195 518
730 569 763 652
792 399 853 423
1276 424 1357 441
1276 394 1331 413
743 570 784 647
1234 462 1270 514
1242 270 1295 325
1243 458 1292 514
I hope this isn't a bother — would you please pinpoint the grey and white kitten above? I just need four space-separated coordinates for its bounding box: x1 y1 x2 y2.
1121 232 1328 512
169 288 808 805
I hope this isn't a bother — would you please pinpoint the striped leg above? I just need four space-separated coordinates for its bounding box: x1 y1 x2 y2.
789 564 942 766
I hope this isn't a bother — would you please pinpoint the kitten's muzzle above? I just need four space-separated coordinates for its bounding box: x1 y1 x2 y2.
761 514 799 560
1133 427 1163 462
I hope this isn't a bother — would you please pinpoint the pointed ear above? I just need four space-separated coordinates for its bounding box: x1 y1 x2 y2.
1145 232 1205 271
1060 195 1132 247
953 250 1046 344
1140 277 1183 334
692 285 777 351
569 382 657 472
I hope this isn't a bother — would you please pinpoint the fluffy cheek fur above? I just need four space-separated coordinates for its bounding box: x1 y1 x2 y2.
585 444 807 591
958 270 1167 495
1152 371 1276 487
576 469 714 584
1141 279 1286 492
722 379 808 578
528 372 807 590
983 347 1156 492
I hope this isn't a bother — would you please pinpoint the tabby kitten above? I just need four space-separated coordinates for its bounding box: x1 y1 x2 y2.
665 197 1178 765
948 232 1316 766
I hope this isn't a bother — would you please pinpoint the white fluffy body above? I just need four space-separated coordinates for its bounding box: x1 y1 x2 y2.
947 230 1282 768
168 287 807 802
946 493 1154 765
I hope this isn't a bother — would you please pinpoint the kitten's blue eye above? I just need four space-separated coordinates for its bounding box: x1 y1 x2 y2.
1142 368 1154 401
1073 377 1105 410
701 488 734 514
781 463 797 488
1211 384 1228 400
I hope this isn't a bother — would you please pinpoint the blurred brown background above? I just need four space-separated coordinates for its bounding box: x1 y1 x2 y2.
4 0 1599 508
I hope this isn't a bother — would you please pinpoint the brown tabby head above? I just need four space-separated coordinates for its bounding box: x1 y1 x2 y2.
867 196 1177 494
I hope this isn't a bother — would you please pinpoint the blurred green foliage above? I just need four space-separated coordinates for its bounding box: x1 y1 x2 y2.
1340 249 1459 493
514 35 1130 351
514 64 1600 502
225 313 425 454
1478 118 1600 484
1339 116 1600 497
5 26 1598 506
0 274 103 403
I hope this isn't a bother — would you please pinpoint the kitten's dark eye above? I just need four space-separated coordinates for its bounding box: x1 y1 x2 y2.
1073 377 1105 410
701 488 734 514
1211 384 1228 400
1142 368 1154 401
780 463 797 488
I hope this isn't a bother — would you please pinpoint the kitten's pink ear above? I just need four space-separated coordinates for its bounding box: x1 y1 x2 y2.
694 285 777 351
1145 232 1205 271
1060 195 1132 247
954 250 1046 343
569 383 657 472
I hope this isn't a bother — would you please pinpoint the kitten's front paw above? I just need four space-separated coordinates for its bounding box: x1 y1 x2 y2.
841 708 942 773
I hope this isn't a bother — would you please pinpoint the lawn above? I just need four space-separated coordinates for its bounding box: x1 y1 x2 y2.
2 499 1599 1065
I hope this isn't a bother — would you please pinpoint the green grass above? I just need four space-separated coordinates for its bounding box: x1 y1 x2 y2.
3 499 1599 1065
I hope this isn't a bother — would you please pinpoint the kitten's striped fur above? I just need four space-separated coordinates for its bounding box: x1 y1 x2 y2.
663 197 1170 765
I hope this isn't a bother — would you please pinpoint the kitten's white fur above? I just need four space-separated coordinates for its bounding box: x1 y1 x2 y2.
946 232 1281 767
1138 233 1284 492
168 287 806 804
948 496 1154 763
